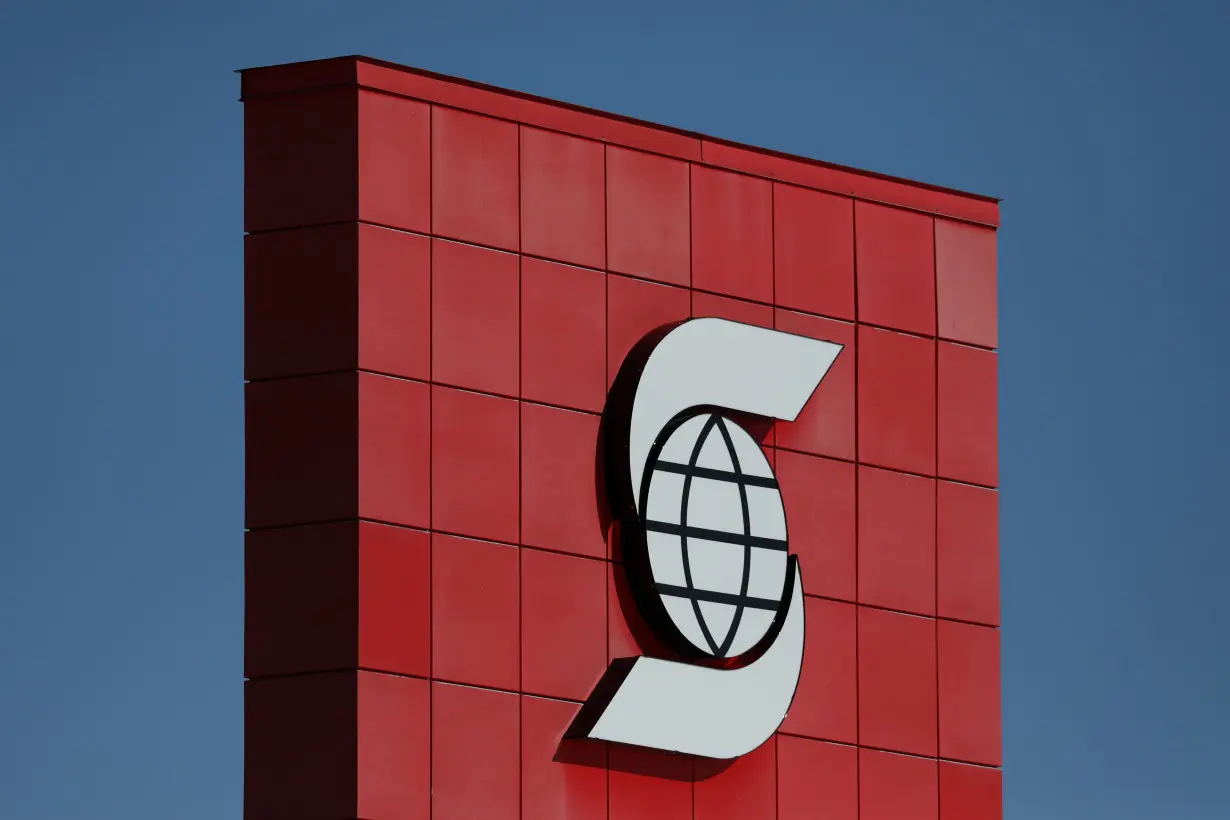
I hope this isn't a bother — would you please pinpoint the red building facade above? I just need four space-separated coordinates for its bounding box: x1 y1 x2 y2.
242 56 1000 820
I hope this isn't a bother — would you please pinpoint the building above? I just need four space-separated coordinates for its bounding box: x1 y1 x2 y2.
241 55 1001 820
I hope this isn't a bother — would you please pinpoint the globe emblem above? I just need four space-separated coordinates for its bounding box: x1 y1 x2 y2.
641 412 789 659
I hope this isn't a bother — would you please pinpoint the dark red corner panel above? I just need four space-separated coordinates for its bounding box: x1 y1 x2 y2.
243 55 1000 820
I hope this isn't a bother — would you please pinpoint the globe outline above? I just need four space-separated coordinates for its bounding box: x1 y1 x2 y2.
635 408 791 660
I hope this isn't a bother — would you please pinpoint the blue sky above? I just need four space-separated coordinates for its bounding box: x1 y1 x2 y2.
0 1 1226 817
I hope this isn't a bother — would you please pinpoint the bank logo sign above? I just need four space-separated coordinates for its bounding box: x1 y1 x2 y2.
569 318 842 759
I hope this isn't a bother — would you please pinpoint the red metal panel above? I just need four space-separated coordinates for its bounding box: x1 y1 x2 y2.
520 403 606 560
521 126 606 269
859 748 939 820
431 106 520 250
521 696 609 819
606 145 691 287
773 184 855 320
858 326 937 476
245 522 360 679
245 672 357 820
694 738 777 820
780 597 857 743
938 341 999 487
938 621 1003 766
774 310 856 461
355 671 432 820
357 522 433 677
431 533 520 690
357 373 431 527
244 88 358 233
431 238 520 396
775 450 856 602
776 735 858 820
858 607 939 757
430 386 520 542
520 257 607 413
606 274 690 386
936 219 999 348
244 225 358 381
520 547 608 700
608 746 694 820
858 466 937 616
691 165 773 304
937 481 1000 626
939 762 1002 820
358 225 432 380
357 90 430 233
855 201 937 337
607 563 641 661
245 373 358 529
431 682 521 820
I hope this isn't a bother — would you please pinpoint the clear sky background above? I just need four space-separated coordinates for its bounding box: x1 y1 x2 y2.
0 1 1226 818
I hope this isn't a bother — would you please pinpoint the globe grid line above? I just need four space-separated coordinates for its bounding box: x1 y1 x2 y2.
711 414 755 659
651 582 780 611
675 413 725 656
651 460 780 489
642 520 787 551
